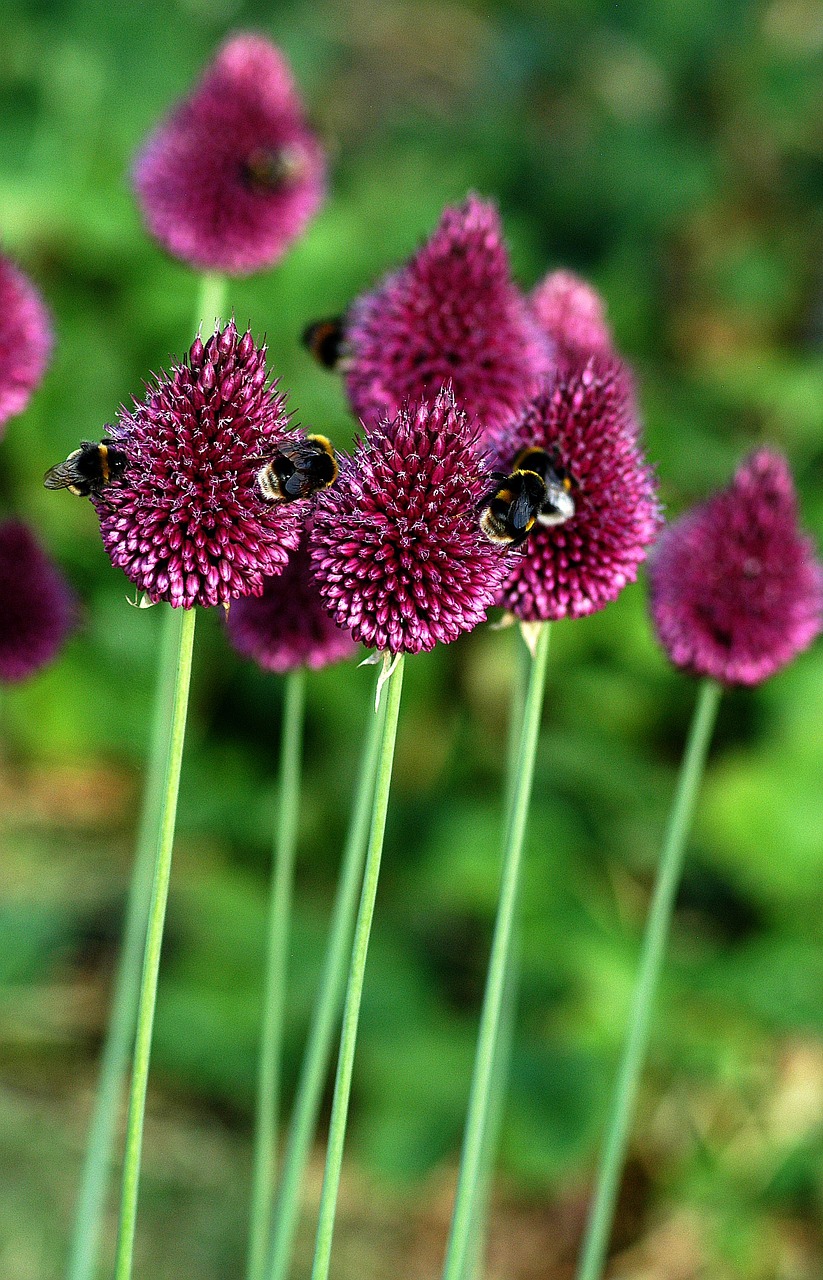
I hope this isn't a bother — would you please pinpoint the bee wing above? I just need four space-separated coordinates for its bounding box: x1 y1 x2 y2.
509 490 537 536
43 459 79 490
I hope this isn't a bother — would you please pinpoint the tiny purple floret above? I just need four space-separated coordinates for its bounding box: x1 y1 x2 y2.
488 355 661 621
0 255 52 434
344 195 554 434
133 33 325 275
650 449 823 685
227 530 356 673
310 390 512 655
0 520 75 682
93 321 307 609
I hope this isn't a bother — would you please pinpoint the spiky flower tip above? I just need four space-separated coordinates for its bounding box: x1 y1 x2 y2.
0 255 52 433
344 195 554 434
650 450 823 686
133 33 325 275
0 520 75 682
227 529 356 673
530 269 613 359
488 355 661 621
309 390 511 655
93 321 307 609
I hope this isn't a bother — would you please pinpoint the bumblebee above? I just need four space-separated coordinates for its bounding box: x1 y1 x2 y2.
43 439 128 497
301 317 350 371
512 446 576 527
257 434 339 502
243 145 306 191
479 469 548 547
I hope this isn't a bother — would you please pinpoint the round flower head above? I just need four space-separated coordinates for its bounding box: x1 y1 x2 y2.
0 520 75 681
133 33 325 275
649 449 823 686
310 390 511 655
530 269 613 360
93 321 307 609
344 195 554 434
0 255 52 433
488 355 660 621
227 529 356 673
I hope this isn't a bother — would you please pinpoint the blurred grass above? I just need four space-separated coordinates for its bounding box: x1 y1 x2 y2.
2 0 823 1276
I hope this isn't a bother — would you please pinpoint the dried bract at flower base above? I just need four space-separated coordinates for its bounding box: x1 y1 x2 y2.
133 33 325 275
650 449 823 685
92 322 307 609
310 390 512 655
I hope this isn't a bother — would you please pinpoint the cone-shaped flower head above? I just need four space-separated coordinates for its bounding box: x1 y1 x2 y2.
93 322 307 609
0 520 75 681
133 33 325 275
344 195 554 434
488 355 660 621
310 390 511 655
530 269 613 359
0 255 52 433
227 529 356 672
650 449 823 685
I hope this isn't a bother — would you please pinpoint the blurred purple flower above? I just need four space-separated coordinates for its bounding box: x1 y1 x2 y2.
487 355 660 621
93 321 306 609
0 520 75 681
310 390 511 655
133 33 325 275
530 269 613 360
0 255 52 433
344 195 553 434
650 449 823 685
227 530 356 673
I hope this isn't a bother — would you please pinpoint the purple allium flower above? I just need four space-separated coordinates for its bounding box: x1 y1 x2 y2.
530 269 613 360
93 321 307 609
649 449 823 686
344 195 554 434
309 390 511 655
227 530 356 673
0 255 52 433
488 356 660 621
0 520 75 682
133 33 325 275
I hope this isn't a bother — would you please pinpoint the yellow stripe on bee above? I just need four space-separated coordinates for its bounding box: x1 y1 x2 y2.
100 444 110 482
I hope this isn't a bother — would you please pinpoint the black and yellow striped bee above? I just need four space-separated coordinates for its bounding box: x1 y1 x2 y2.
511 446 576 527
479 469 548 547
301 317 350 371
43 440 128 497
257 434 339 502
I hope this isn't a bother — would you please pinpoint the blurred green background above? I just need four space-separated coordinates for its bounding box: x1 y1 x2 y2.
2 0 823 1276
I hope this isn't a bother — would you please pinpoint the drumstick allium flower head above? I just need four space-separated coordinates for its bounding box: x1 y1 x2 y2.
0 520 75 681
488 355 660 621
650 449 823 685
530 269 613 360
133 33 325 275
309 390 511 655
227 529 356 672
0 256 52 433
92 321 307 609
344 195 554 434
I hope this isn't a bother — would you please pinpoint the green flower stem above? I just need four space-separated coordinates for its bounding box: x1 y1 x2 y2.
442 622 551 1280
112 605 197 1280
310 657 406 1280
197 272 229 329
266 691 387 1280
461 627 531 1280
247 669 308 1280
574 677 722 1280
67 606 179 1280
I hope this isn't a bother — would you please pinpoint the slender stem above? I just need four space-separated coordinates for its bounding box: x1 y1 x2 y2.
247 669 307 1280
310 657 405 1280
267 692 387 1280
442 622 551 1280
574 678 722 1280
196 272 228 330
461 627 531 1280
67 607 179 1280
112 606 197 1280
